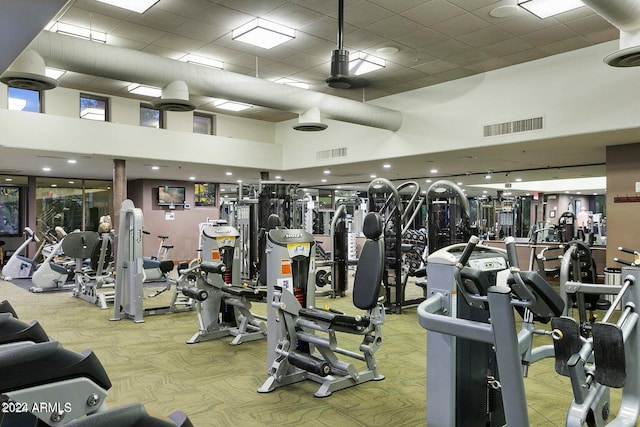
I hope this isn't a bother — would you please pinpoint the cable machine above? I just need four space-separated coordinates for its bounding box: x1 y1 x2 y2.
368 177 424 313
426 180 471 255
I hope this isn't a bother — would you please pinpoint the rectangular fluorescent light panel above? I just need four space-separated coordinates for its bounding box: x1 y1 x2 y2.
180 54 224 70
349 52 386 76
518 0 585 19
213 99 252 112
95 0 159 13
128 83 162 97
48 22 107 43
45 67 66 80
232 18 295 49
274 78 310 89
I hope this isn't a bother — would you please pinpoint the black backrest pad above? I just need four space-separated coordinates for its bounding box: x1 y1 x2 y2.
0 341 112 392
353 212 384 310
507 271 565 319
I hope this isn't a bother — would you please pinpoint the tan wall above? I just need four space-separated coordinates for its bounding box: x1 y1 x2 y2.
127 179 219 262
606 143 640 267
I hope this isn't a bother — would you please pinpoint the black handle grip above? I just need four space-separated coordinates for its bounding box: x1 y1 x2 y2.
181 287 208 301
505 236 519 269
458 236 479 267
288 350 331 377
618 247 637 255
614 257 634 266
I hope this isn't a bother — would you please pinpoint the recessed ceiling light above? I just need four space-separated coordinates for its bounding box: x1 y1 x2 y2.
232 18 295 49
47 22 107 43
517 0 585 19
128 83 162 97
180 54 224 70
274 175 282 180
151 166 160 170
237 180 243 183
95 0 159 13
321 179 327 183
68 159 77 164
213 99 252 111
430 169 438 174
425 179 432 183
323 170 331 175
515 178 522 182
45 67 66 80
370 174 377 179
383 164 391 169
5 178 13 182
68 181 74 184
226 172 232 176
42 167 51 172
349 52 385 76
189 176 196 180
51 184 57 187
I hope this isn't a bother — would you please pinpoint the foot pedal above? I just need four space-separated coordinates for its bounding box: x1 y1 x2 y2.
592 322 626 388
551 316 581 377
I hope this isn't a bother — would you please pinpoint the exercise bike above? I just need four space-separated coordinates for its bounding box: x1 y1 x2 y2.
142 231 175 283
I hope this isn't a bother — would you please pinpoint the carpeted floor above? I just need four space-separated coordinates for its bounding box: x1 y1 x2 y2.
0 278 627 426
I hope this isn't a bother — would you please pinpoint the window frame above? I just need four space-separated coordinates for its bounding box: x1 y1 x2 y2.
7 87 42 113
139 103 164 129
193 111 216 135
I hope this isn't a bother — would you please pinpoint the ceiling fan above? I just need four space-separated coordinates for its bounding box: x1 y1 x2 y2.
326 0 369 89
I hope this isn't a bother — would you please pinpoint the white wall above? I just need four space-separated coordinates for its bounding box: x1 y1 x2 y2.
276 40 640 170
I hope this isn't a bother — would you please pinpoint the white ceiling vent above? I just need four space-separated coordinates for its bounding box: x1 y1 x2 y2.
483 116 543 137
316 147 347 160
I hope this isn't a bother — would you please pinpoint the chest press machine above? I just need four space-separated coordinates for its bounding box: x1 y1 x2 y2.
176 221 267 345
258 212 385 398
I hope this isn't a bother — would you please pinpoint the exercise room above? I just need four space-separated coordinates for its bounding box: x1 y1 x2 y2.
2 1 640 426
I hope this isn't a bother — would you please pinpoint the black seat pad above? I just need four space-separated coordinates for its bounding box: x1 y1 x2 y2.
299 308 370 332
223 286 266 300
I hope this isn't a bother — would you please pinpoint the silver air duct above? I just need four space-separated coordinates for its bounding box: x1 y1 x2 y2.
0 50 58 90
32 31 402 131
152 80 196 112
293 108 328 132
582 0 640 66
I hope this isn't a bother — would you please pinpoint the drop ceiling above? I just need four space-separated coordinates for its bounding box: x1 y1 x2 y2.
0 0 624 196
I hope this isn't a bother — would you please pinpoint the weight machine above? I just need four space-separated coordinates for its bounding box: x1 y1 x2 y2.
258 213 385 397
368 177 424 313
111 200 193 323
178 221 266 345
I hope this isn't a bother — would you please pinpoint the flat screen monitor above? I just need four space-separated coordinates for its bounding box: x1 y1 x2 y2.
158 186 186 206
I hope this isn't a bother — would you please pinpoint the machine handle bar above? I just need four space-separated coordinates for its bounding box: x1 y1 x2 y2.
456 235 479 268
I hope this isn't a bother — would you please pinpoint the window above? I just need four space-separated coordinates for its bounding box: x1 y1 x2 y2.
35 178 112 234
80 94 109 121
193 112 216 135
140 104 163 128
8 87 41 112
0 186 22 236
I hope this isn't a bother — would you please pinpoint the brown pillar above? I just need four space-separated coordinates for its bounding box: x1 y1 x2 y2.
113 159 126 254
